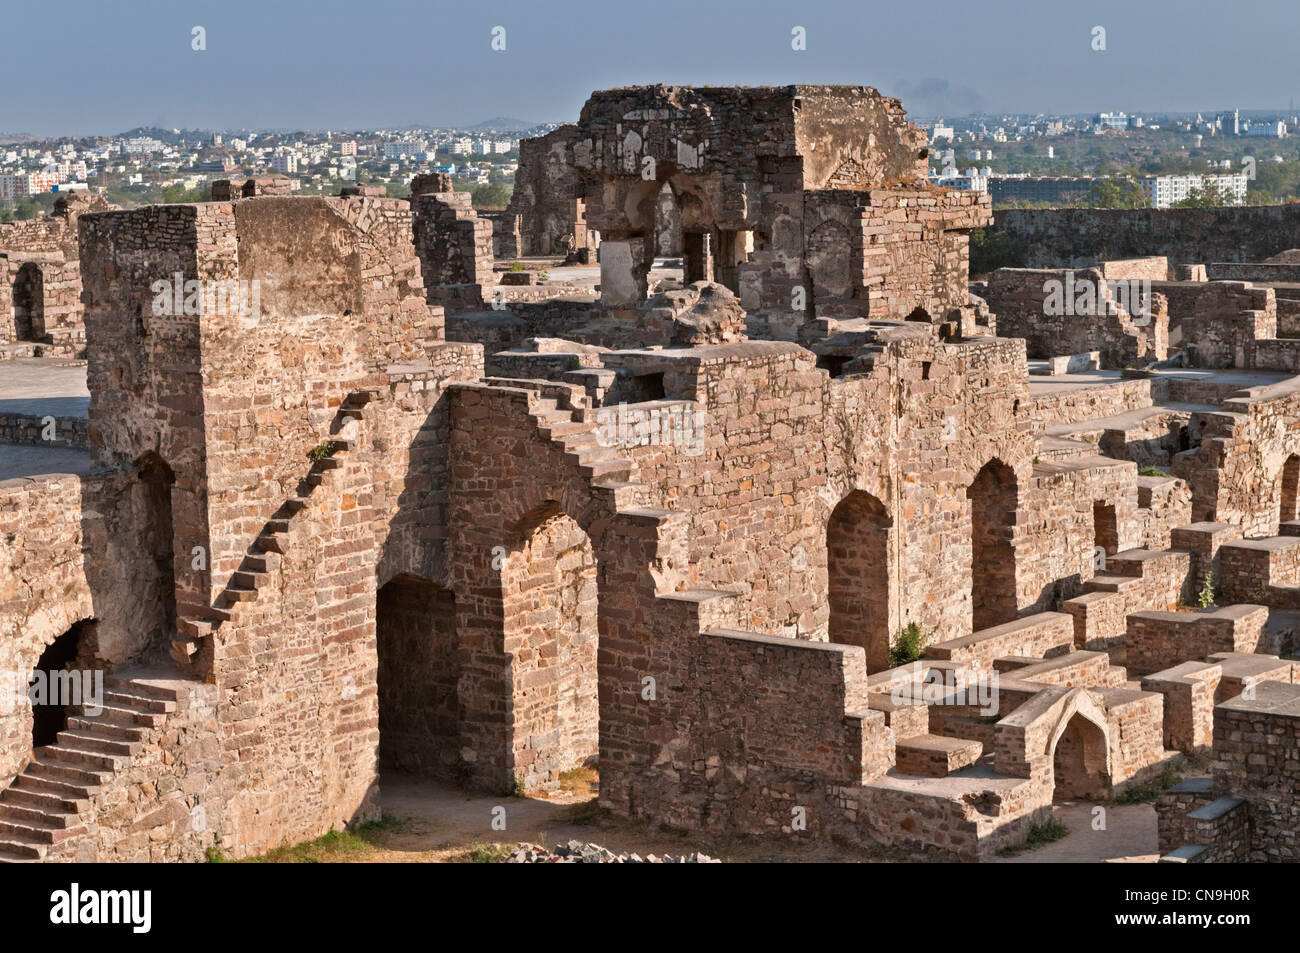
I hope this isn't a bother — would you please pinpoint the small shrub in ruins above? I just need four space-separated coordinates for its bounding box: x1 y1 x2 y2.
1197 571 1217 609
889 621 930 667
308 441 337 462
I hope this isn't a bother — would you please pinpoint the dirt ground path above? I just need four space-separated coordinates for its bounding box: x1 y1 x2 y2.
987 801 1159 864
322 775 1160 864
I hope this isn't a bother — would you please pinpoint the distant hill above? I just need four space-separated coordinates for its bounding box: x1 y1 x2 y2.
469 118 536 132
0 133 35 145
115 126 188 144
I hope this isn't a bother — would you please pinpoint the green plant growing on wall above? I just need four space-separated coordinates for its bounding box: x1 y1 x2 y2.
889 621 931 667
308 441 337 462
1197 570 1217 609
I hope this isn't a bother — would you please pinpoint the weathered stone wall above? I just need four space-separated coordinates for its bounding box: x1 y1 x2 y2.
72 194 453 857
991 205 1300 268
0 194 108 353
1024 377 1153 426
0 469 182 785
1173 380 1300 536
0 411 85 447
567 84 986 325
802 187 987 323
1206 261 1300 282
594 335 1041 650
1212 683 1300 861
79 203 216 623
503 508 599 790
1155 778 1215 852
44 679 223 862
987 268 1166 367
1125 606 1267 675
1149 279 1275 367
507 126 594 257
412 191 494 306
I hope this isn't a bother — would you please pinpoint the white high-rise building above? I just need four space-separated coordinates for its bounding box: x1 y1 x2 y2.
1142 172 1248 207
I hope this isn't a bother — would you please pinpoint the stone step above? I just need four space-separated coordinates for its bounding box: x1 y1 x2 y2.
1159 844 1207 863
178 619 214 641
257 532 287 554
52 728 136 759
0 817 85 845
0 786 88 815
64 717 147 742
221 586 258 605
102 689 175 713
231 570 267 590
27 756 111 788
580 459 632 482
0 803 77 829
104 677 182 702
243 552 281 573
0 834 46 861
73 703 164 729
1084 573 1141 593
105 676 184 696
598 482 650 509
542 419 594 439
43 743 124 770
13 773 95 801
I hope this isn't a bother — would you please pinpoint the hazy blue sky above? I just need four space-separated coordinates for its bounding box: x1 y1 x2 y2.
3 0 1298 136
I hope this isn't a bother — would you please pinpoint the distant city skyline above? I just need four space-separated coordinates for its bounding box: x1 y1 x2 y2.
10 106 1300 143
3 0 1300 137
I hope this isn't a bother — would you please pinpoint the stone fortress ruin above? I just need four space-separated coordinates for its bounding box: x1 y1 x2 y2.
1 83 1299 863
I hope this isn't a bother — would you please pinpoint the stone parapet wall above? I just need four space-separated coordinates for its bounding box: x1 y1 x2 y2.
991 205 1300 268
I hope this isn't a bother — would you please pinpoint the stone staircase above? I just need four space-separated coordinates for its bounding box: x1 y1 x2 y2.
485 377 654 511
171 389 376 671
0 674 184 863
1064 546 1193 651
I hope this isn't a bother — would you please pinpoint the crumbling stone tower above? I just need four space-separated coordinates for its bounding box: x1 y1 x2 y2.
0 191 111 357
551 85 989 336
67 194 469 855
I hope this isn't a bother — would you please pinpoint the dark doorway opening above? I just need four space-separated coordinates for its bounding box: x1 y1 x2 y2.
30 620 95 749
13 262 44 342
376 575 460 777
968 460 1019 631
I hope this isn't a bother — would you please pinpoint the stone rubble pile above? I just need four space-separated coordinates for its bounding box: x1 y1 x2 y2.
506 840 720 863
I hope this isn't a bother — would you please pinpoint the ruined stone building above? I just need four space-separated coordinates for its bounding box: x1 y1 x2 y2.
0 192 111 359
2 85 1299 863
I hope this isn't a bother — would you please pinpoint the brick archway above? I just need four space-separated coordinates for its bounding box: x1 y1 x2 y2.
968 459 1018 631
827 490 893 670
12 262 44 342
375 574 460 777
501 502 600 792
1050 711 1110 800
1280 455 1300 526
